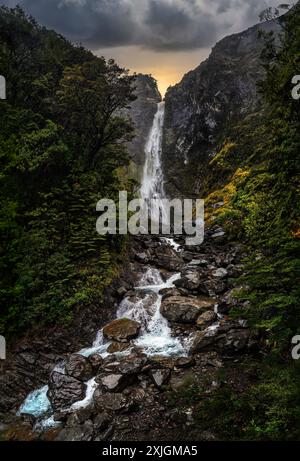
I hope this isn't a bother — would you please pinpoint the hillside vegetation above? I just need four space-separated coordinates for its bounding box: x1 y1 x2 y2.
0 6 135 338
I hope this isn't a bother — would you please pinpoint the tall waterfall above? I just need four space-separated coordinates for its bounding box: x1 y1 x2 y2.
18 100 185 422
140 101 167 223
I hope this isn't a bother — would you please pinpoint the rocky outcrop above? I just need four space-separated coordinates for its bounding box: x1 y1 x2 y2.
163 20 281 197
160 295 215 323
126 74 161 166
47 372 86 410
103 318 141 343
64 355 93 382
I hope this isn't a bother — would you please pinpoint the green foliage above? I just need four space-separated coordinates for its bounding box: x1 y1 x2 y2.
0 7 135 337
202 4 300 440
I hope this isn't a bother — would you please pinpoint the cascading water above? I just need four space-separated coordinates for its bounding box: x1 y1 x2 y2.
18 100 186 422
140 101 167 223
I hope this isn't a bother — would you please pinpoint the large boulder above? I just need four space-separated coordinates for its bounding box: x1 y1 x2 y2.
103 318 141 343
96 374 135 392
65 354 93 381
93 390 131 413
88 354 104 374
189 329 219 353
190 324 257 353
174 271 202 291
149 369 171 388
106 342 131 354
55 421 94 441
196 311 217 330
47 372 86 410
160 296 215 323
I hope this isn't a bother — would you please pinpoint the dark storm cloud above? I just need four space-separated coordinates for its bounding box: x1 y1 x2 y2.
1 0 281 51
143 0 217 50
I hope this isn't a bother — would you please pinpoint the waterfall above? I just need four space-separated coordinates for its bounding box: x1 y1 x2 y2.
18 101 185 422
140 101 167 223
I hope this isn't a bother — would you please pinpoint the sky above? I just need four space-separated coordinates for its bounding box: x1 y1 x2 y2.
2 0 284 96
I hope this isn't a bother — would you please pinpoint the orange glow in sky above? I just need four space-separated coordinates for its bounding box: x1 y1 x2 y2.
96 45 210 97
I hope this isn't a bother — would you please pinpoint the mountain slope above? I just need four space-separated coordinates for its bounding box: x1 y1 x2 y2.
163 19 281 197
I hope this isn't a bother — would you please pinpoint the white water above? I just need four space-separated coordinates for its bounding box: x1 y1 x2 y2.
118 267 184 356
140 101 168 223
18 101 185 421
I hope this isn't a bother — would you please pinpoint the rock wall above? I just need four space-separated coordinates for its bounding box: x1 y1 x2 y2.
126 74 161 167
163 20 281 197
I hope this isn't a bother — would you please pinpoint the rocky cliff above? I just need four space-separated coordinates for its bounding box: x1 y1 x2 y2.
126 74 161 167
163 20 281 197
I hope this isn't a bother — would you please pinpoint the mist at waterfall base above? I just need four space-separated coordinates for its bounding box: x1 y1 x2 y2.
18 102 212 426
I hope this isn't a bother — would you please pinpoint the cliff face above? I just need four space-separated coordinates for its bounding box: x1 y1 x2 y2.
127 74 161 166
163 20 281 197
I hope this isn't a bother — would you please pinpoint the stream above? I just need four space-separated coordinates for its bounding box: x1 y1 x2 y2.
18 101 189 426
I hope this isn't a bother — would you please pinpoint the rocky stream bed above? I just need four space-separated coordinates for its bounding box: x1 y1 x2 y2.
0 225 260 441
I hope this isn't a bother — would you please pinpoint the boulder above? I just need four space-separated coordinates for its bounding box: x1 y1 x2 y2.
196 311 217 330
88 354 104 374
160 296 215 323
212 268 228 278
47 372 86 410
153 251 183 271
175 356 195 369
117 355 147 375
189 329 220 353
149 369 171 388
55 421 93 441
97 374 135 392
174 271 202 291
65 354 93 381
106 342 131 354
93 391 130 413
103 318 141 343
190 325 257 353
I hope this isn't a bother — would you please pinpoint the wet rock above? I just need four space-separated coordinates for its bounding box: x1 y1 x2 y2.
135 252 149 263
203 279 227 296
116 286 128 298
93 412 112 431
150 369 171 388
174 271 202 291
88 354 104 374
211 230 226 239
189 329 220 353
196 311 217 330
212 268 228 278
218 329 257 352
106 342 131 354
117 355 147 375
175 357 195 369
103 318 141 343
55 420 94 441
65 354 93 381
97 374 135 392
94 391 130 413
161 296 215 323
153 251 183 271
147 356 175 369
47 371 86 410
190 325 257 353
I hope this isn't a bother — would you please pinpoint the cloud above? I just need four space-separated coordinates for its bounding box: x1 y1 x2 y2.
1 0 283 51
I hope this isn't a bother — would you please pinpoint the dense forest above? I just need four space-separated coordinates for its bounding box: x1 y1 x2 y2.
186 5 300 440
0 3 300 442
0 6 135 338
